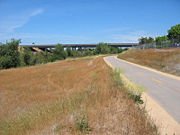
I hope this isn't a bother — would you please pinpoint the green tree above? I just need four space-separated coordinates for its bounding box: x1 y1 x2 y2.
118 48 123 53
168 24 180 39
138 37 154 44
110 47 118 54
66 46 73 57
147 37 154 43
23 47 32 65
155 36 168 43
0 39 20 69
31 51 51 64
138 37 148 44
53 44 67 60
71 50 83 57
84 49 93 56
95 43 110 54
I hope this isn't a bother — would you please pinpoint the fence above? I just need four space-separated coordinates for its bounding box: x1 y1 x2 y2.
134 38 180 49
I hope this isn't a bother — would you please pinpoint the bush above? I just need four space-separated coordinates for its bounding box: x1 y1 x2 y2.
66 46 73 57
72 50 83 57
110 47 119 54
0 39 20 69
0 56 12 69
95 43 110 54
31 51 52 64
0 40 125 70
118 48 123 53
19 49 52 66
34 51 51 64
48 54 63 62
53 44 67 59
84 49 93 56
23 47 32 66
129 93 144 104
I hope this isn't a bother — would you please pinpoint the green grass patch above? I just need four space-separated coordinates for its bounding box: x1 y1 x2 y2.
111 69 145 104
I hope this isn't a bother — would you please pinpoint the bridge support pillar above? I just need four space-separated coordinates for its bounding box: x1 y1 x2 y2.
72 46 76 50
77 46 82 51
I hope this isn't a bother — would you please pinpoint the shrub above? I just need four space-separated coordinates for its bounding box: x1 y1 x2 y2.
0 39 20 69
129 93 144 104
95 43 110 54
19 49 52 66
84 49 93 56
0 56 12 69
72 50 83 57
53 44 67 59
23 47 32 66
0 40 125 70
48 55 61 62
110 47 119 54
66 46 73 57
34 51 51 64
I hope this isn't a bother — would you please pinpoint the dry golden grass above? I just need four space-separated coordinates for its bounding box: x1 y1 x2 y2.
0 57 157 135
118 48 180 76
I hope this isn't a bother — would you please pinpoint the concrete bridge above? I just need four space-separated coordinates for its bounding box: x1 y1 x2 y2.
20 43 139 51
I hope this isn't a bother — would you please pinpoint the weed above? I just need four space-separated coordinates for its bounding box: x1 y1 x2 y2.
54 125 64 133
111 69 123 87
111 69 144 104
129 93 144 104
76 115 92 133
90 71 97 78
68 67 75 72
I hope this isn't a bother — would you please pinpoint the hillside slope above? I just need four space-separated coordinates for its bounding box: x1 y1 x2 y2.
118 48 180 76
0 57 156 135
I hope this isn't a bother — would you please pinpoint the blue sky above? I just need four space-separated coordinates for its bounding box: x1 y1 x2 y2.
0 0 180 44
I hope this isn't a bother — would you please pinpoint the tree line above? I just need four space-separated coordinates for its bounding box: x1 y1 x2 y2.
0 40 125 69
138 24 180 44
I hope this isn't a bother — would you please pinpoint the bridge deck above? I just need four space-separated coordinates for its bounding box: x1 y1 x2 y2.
20 43 139 48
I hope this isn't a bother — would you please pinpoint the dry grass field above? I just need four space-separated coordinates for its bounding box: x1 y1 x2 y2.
118 48 180 76
0 57 157 135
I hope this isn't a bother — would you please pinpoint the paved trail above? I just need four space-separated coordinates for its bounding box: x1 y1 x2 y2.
105 56 180 124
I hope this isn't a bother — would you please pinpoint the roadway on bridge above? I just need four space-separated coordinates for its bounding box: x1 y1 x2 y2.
104 56 180 124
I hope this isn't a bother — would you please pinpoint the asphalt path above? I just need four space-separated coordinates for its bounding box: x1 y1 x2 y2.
105 56 180 124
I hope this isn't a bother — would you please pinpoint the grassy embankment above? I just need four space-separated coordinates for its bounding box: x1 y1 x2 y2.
118 48 180 76
0 57 157 135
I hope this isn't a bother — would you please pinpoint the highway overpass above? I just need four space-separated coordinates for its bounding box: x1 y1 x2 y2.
20 43 139 50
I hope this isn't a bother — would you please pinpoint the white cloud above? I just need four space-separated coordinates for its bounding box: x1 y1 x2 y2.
30 9 44 17
0 8 44 33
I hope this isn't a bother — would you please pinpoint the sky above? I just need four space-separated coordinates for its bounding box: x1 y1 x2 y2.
0 0 180 44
